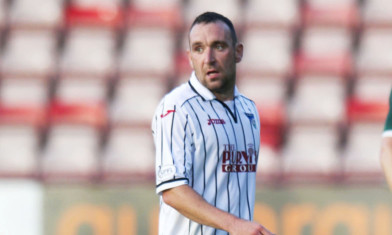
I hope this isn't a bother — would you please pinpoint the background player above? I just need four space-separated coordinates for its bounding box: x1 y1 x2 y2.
381 89 392 190
152 12 274 235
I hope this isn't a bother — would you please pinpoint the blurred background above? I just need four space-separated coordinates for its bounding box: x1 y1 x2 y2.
0 0 391 234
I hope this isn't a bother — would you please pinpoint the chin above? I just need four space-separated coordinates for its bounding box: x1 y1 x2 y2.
206 82 223 91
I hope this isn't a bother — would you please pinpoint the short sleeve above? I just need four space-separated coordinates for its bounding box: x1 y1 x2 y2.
152 96 194 194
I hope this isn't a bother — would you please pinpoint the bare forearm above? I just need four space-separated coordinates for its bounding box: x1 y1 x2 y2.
381 138 392 190
162 185 273 234
162 185 238 232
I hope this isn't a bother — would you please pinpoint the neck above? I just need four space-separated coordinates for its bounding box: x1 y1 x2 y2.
214 88 235 102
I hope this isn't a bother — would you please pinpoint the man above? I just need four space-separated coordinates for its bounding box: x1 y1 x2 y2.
381 89 392 190
152 12 274 235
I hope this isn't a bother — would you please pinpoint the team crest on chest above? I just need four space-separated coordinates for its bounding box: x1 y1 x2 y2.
245 112 257 129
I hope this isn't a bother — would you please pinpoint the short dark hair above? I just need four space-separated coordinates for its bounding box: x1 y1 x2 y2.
190 12 238 45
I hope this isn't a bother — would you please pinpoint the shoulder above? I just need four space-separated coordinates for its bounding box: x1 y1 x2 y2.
162 82 199 108
238 94 257 108
238 92 254 103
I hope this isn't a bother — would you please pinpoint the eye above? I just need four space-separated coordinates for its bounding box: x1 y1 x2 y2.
215 44 225 51
194 46 203 53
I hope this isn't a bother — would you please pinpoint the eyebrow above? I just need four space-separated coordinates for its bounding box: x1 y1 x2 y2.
191 42 203 48
191 40 228 48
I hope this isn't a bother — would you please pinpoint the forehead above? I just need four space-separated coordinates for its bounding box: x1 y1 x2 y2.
189 21 232 45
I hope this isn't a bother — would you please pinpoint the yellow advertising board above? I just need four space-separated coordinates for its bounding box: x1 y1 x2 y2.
44 184 392 235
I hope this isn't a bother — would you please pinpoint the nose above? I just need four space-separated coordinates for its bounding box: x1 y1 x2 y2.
204 47 216 64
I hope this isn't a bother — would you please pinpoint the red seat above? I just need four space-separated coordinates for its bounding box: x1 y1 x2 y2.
343 98 386 182
0 104 47 127
49 100 107 128
65 4 124 28
258 104 286 149
346 97 389 123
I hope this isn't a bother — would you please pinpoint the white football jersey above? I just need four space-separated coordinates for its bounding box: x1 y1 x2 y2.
152 72 261 235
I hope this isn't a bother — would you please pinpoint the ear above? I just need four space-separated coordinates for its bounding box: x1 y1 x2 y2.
234 43 243 63
187 50 194 69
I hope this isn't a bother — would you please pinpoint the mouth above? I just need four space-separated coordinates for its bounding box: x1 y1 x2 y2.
206 69 220 78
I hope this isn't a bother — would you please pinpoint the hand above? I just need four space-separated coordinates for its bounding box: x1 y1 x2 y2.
228 219 275 235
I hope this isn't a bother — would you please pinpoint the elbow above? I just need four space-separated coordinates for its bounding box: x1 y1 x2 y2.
161 189 175 206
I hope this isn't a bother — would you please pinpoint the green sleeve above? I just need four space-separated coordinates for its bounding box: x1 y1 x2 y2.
385 89 392 131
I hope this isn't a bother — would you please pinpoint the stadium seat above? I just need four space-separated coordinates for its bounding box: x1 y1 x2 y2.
0 105 46 177
173 51 193 86
301 0 359 28
258 104 286 149
244 0 299 29
183 0 243 28
0 76 49 106
41 101 107 182
257 145 282 183
295 26 353 76
282 123 342 182
0 104 46 127
126 4 182 30
239 28 293 77
297 0 356 77
363 0 392 27
8 0 64 29
110 76 166 126
294 52 352 77
118 27 176 77
353 75 392 101
47 100 106 127
289 75 346 124
55 76 108 104
294 26 353 76
300 27 353 57
59 27 117 77
256 103 286 182
130 0 182 9
346 96 389 124
238 75 287 106
343 92 388 182
101 126 155 182
65 0 124 28
64 0 122 81
343 121 385 182
356 28 392 75
1 29 57 77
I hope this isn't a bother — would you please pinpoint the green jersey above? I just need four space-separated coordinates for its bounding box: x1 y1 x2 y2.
384 89 392 135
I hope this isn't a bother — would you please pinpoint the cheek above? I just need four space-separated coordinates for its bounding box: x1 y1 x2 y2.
222 55 236 68
190 57 202 68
